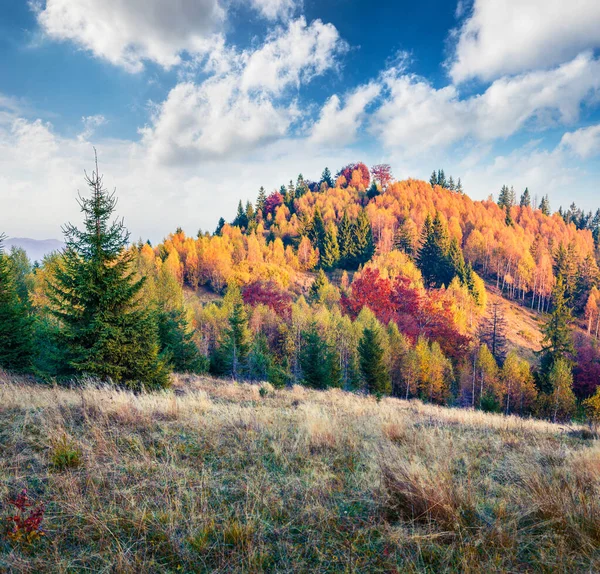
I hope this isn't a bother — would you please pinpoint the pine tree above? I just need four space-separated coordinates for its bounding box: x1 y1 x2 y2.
447 176 455 191
256 186 267 214
222 287 250 380
498 185 511 209
337 211 353 268
233 200 249 230
320 167 333 189
520 187 531 208
437 169 446 189
358 325 391 395
539 195 551 216
548 358 576 422
456 178 463 194
309 269 328 303
157 307 207 374
540 274 574 381
349 209 374 269
215 217 226 236
393 221 415 257
447 237 467 283
47 154 168 389
308 207 326 254
320 223 340 270
0 235 33 372
429 171 438 188
300 322 337 389
505 204 514 227
417 213 452 287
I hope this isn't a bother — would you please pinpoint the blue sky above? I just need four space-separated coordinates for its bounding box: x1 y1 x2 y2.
1 0 600 242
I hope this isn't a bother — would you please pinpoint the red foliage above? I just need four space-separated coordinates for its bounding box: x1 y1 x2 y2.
341 268 470 361
371 164 393 188
338 163 370 189
243 280 293 319
573 332 600 399
264 192 284 217
4 489 45 543
341 268 395 324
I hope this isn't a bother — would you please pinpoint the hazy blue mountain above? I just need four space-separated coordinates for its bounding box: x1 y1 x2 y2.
4 237 63 263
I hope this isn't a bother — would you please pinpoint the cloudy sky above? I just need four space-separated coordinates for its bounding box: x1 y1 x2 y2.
1 0 600 242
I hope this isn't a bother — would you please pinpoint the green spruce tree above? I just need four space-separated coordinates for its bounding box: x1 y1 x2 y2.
308 207 326 255
0 235 33 372
337 211 353 268
540 274 574 384
349 209 374 269
539 195 551 216
47 154 168 389
300 322 339 389
222 286 251 380
520 187 531 208
320 223 340 270
358 324 391 395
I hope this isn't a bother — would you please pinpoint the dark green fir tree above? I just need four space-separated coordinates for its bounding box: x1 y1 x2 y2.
47 153 168 389
320 223 340 270
358 324 391 395
0 235 33 372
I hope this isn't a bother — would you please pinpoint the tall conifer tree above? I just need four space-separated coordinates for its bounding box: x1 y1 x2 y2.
47 153 168 389
0 235 33 372
358 325 391 395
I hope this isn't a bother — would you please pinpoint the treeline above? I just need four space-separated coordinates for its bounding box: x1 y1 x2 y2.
3 158 600 424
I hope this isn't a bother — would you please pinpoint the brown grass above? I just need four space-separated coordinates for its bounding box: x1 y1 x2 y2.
1 375 599 572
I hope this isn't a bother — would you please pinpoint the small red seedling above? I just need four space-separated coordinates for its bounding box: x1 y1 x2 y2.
4 488 45 543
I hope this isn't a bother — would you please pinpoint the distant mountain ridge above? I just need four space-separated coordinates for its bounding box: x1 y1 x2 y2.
4 237 63 262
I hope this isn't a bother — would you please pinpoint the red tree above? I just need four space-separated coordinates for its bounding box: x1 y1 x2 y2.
338 163 370 189
342 268 470 361
371 164 393 189
243 280 293 319
264 192 284 217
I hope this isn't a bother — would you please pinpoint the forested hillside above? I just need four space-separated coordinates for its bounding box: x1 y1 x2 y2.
2 160 600 423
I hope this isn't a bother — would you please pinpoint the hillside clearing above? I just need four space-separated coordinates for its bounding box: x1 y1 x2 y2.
1 375 599 573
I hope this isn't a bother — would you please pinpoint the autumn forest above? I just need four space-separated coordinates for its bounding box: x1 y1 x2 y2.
3 159 600 424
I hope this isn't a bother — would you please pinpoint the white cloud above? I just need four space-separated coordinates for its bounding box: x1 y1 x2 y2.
142 18 345 164
0 105 361 242
35 0 225 72
240 18 346 95
78 115 106 142
249 0 299 21
371 53 600 154
560 124 600 159
140 80 296 164
448 0 600 83
311 83 381 145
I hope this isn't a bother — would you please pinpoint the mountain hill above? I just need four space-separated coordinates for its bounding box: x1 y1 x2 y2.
5 237 63 262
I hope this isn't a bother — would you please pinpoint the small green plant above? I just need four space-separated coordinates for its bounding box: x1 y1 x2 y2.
51 434 82 471
4 489 45 544
259 386 269 399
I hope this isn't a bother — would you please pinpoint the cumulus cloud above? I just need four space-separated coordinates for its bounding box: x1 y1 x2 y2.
560 124 600 159
371 53 600 154
142 18 345 164
34 0 225 72
448 0 600 83
311 83 381 145
240 18 346 94
248 0 299 21
78 115 106 142
0 103 362 242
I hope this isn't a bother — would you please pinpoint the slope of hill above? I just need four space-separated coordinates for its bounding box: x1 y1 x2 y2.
5 237 63 262
1 374 598 573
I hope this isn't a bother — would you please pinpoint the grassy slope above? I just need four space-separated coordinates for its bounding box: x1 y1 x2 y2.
1 375 600 573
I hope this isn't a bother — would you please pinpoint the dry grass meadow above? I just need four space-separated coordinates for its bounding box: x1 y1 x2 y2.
1 373 600 572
